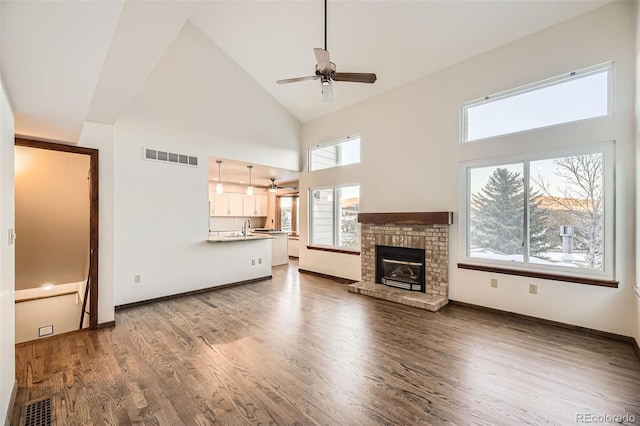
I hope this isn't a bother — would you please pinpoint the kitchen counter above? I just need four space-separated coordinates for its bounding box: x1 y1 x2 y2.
251 229 290 234
252 231 289 265
207 234 273 242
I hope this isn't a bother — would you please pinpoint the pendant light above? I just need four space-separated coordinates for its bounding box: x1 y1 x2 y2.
215 160 224 194
246 165 254 196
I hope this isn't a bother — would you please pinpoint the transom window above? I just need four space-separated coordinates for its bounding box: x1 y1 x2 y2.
461 62 613 143
309 185 360 250
460 143 614 280
309 135 360 171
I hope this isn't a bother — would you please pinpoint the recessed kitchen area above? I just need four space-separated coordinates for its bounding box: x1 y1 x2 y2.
207 157 299 267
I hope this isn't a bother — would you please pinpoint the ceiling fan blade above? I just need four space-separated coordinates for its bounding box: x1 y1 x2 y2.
322 81 333 102
276 76 319 84
314 48 331 74
332 73 377 84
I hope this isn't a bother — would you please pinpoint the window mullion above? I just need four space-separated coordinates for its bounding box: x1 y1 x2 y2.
523 161 530 265
333 188 338 247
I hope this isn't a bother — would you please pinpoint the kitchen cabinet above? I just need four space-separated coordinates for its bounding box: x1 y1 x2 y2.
243 195 268 217
213 193 244 216
271 233 289 266
252 231 289 265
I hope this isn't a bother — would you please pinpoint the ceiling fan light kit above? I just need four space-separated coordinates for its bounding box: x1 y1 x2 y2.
276 0 376 102
268 177 298 193
268 178 278 193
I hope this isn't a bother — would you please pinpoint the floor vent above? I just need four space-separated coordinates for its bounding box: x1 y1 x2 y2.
143 147 198 167
25 398 51 426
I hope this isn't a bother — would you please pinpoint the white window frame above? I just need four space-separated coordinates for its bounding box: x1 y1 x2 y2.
308 184 360 251
308 134 361 172
459 142 615 281
460 62 615 144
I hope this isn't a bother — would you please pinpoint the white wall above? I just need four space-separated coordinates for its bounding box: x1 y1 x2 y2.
15 281 87 344
15 293 82 344
112 22 300 305
0 78 15 424
300 1 637 336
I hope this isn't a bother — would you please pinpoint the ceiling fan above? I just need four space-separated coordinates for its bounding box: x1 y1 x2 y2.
268 178 297 193
276 0 377 102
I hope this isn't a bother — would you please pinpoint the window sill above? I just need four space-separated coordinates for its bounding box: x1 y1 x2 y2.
457 263 618 288
307 245 361 255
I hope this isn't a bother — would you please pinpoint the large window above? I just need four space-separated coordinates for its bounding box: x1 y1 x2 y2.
461 62 613 143
309 135 360 171
461 144 613 280
277 195 298 235
309 185 360 250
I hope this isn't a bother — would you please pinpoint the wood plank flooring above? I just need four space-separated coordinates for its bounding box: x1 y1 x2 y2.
12 261 640 425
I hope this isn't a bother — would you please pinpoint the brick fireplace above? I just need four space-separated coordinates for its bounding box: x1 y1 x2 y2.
348 212 453 312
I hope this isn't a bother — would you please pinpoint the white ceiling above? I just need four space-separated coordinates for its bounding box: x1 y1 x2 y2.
1 0 611 144
209 156 299 189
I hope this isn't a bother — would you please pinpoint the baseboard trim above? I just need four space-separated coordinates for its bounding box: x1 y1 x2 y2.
115 276 272 310
449 300 640 360
632 337 640 360
4 380 17 426
97 320 116 329
298 268 357 284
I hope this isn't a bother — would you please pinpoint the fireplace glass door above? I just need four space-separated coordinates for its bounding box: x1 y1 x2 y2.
376 245 426 292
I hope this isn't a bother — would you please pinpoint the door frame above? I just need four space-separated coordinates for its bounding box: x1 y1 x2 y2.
15 137 99 329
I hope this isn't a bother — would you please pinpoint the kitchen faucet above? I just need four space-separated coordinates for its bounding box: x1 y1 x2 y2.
242 219 251 237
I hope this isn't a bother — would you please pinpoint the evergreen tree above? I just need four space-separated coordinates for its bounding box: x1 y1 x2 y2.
471 168 524 255
529 190 554 257
471 168 552 257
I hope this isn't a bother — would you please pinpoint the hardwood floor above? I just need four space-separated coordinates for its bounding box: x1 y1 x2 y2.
12 261 640 425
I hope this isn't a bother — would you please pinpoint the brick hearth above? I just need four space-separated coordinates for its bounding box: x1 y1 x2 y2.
348 212 452 312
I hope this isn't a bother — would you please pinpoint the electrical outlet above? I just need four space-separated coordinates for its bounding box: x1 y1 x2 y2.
490 278 498 288
251 259 256 266
134 275 141 283
258 258 262 264
529 283 538 294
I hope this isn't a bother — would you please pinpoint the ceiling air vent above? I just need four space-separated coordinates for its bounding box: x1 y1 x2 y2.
144 147 198 167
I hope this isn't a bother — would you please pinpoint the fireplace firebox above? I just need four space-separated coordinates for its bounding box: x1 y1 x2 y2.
375 245 425 292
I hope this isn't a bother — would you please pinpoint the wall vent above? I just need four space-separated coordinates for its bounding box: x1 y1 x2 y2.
144 147 198 167
24 398 51 426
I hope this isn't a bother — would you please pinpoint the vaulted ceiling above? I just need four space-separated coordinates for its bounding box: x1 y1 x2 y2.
1 0 611 144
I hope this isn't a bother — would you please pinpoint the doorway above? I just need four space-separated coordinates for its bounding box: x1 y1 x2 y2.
14 138 99 335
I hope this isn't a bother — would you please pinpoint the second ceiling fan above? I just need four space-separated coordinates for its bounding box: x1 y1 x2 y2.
276 0 377 102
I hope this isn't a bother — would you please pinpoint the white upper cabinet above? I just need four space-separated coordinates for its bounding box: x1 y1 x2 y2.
243 195 268 217
213 193 244 216
212 193 268 217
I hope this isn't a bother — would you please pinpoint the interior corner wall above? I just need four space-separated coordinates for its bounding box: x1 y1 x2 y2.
634 0 640 348
0 78 16 425
15 146 90 290
111 21 301 305
76 121 116 325
299 1 637 336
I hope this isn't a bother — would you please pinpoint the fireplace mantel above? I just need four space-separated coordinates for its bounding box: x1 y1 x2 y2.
358 212 453 225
